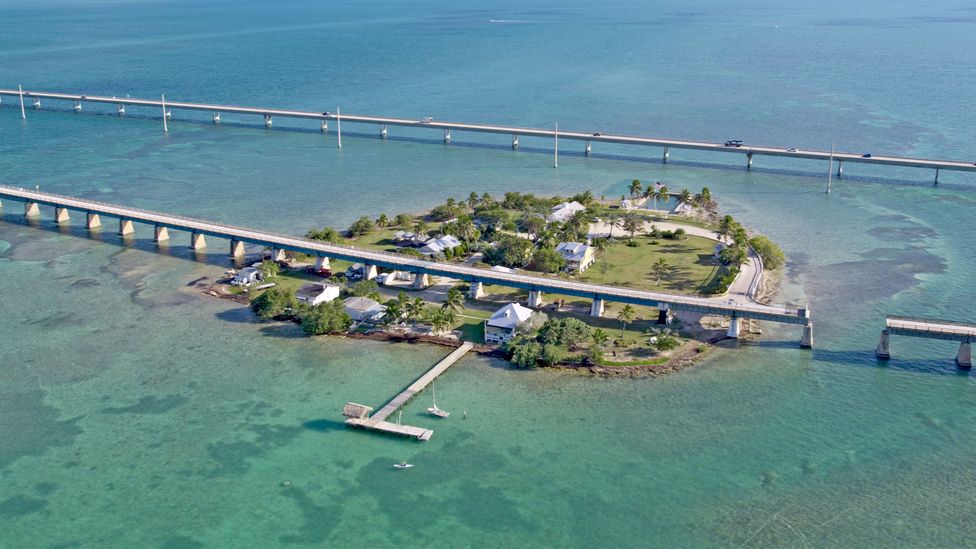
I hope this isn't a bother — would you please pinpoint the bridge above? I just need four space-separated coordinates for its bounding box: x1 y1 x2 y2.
876 315 975 367
3 87 975 183
0 184 813 346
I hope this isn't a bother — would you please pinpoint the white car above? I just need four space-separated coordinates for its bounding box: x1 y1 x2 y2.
786 147 798 152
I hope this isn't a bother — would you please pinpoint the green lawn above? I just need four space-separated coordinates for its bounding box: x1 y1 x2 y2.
578 234 724 294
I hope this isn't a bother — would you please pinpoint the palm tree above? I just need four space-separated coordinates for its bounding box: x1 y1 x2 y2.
717 215 736 243
592 328 609 349
428 308 452 336
651 257 671 284
455 217 478 242
656 185 670 210
467 192 479 210
678 189 692 207
383 298 404 325
376 213 389 228
617 304 635 339
414 220 429 238
621 214 642 239
700 187 712 207
605 213 617 238
628 179 643 199
444 287 465 314
480 192 494 207
406 297 426 323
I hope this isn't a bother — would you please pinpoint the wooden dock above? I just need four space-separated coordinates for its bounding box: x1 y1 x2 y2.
344 342 474 441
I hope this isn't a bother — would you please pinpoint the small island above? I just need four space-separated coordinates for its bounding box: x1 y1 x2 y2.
209 180 785 375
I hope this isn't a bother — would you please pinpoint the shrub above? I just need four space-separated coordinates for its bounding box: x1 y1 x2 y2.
250 288 296 320
508 338 541 368
349 216 374 236
306 226 342 243
395 213 413 227
299 300 353 335
749 235 785 269
539 344 565 366
653 332 681 351
532 247 566 273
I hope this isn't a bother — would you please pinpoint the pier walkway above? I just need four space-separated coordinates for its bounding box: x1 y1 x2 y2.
3 87 975 181
877 316 975 367
344 342 474 441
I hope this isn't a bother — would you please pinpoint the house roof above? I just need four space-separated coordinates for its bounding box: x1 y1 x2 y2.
296 282 339 299
236 267 259 277
487 303 534 330
548 201 586 222
419 234 462 255
556 241 591 262
343 296 382 313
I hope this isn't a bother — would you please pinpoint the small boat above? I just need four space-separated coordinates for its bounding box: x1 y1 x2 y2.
393 462 414 469
427 385 450 418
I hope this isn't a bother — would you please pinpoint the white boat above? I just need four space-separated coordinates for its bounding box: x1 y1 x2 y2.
393 462 414 469
427 385 450 418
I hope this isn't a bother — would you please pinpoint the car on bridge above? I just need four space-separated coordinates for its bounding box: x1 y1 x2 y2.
724 140 743 147
786 147 798 152
862 153 873 158
420 117 434 123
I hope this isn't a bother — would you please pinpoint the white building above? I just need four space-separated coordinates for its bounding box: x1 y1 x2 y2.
418 234 462 256
343 296 386 322
548 201 586 223
555 242 595 272
485 303 534 344
231 267 262 286
295 282 341 306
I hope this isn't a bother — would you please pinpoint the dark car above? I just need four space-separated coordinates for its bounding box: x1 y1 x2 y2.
862 153 872 158
593 132 601 136
322 111 332 116
724 140 743 147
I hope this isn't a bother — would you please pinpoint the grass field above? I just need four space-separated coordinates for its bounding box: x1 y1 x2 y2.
579 234 726 294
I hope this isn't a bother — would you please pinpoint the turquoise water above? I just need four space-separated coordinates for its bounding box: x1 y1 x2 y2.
2 0 976 546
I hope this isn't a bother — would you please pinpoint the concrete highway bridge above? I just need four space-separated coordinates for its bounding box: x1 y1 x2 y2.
0 184 813 346
877 316 975 368
2 87 975 182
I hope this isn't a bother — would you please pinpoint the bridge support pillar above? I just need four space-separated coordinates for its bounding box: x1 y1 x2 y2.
154 225 169 242
32 97 41 109
190 232 206 250
315 256 331 271
264 114 272 128
527 290 544 309
212 112 221 124
585 140 592 155
412 273 430 290
468 281 484 300
380 124 388 139
836 160 843 178
443 129 452 143
119 219 135 236
86 213 101 230
512 134 519 149
800 323 814 349
663 146 670 163
164 109 172 120
935 168 940 185
727 315 741 339
590 298 604 318
24 202 40 218
54 207 70 223
117 104 126 116
270 248 287 262
363 264 378 280
73 101 82 113
657 304 671 325
876 329 890 359
230 239 245 258
957 341 972 368
320 120 328 133
746 152 754 170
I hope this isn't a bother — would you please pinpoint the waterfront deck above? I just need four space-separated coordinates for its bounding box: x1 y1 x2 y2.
3 88 975 179
344 342 474 441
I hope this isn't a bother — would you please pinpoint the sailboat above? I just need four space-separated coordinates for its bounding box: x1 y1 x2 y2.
427 385 450 418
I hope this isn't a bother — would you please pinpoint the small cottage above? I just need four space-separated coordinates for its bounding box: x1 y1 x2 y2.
231 267 262 286
295 282 341 306
548 201 586 223
343 296 386 322
485 303 534 344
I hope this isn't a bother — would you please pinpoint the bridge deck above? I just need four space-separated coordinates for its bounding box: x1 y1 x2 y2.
0 185 810 325
345 342 473 441
886 316 976 342
3 88 975 173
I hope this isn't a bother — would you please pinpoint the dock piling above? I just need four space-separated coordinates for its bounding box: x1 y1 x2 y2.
161 94 168 133
336 107 342 148
18 85 25 119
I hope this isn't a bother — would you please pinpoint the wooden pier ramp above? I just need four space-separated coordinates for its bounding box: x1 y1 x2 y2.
344 342 474 441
